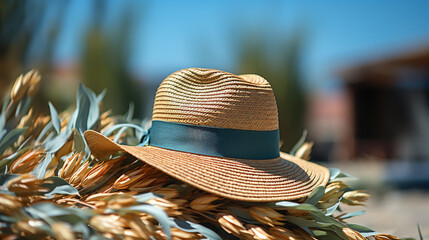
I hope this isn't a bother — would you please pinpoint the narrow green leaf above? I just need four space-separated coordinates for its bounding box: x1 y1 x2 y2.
346 224 378 237
96 89 107 104
418 223 423 240
75 85 90 131
126 102 135 122
170 218 221 240
339 210 365 220
0 113 5 132
325 197 342 216
73 130 86 153
0 127 27 154
285 215 333 228
48 102 61 134
32 153 53 179
329 168 341 181
305 186 325 205
41 176 79 197
44 132 70 153
27 203 92 221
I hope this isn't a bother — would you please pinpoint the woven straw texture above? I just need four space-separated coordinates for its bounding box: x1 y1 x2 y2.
153 68 278 131
85 68 330 202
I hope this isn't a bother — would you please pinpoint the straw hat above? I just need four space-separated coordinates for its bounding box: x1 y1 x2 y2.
84 68 329 202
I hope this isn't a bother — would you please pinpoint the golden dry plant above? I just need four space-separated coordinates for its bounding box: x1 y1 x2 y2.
0 70 402 240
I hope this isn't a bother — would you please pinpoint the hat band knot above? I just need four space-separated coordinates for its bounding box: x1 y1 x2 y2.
139 120 280 160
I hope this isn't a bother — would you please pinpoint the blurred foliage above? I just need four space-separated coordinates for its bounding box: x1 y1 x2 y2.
82 1 144 117
237 30 307 152
0 0 144 117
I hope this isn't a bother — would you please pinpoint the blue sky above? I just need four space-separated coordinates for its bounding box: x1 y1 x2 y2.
30 0 429 91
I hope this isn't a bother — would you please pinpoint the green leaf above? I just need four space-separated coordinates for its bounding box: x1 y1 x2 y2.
75 84 90 131
0 113 5 132
35 121 53 143
48 102 61 134
73 130 87 154
305 186 325 205
269 201 320 212
339 210 365 220
329 168 356 182
170 218 221 240
44 132 70 153
0 146 31 171
32 153 53 179
126 102 135 122
325 197 342 216
290 129 307 155
346 224 378 237
329 168 341 181
418 223 423 240
41 176 79 198
285 215 333 228
268 200 299 208
75 83 100 131
0 127 27 154
27 203 93 221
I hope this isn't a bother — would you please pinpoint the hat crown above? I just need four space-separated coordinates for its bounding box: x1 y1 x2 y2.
152 68 279 131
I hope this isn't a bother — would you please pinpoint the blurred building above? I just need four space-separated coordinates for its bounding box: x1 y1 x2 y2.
338 45 429 161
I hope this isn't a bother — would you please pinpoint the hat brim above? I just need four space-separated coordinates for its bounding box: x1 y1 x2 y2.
84 130 330 202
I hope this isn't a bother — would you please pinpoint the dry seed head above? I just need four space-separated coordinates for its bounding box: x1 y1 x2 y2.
55 140 74 159
51 222 75 240
26 71 42 96
249 206 285 227
291 228 318 240
11 74 26 102
147 197 181 216
171 227 200 239
90 214 125 235
343 191 370 205
114 167 149 189
342 227 366 240
69 161 90 187
370 234 400 240
9 149 43 174
190 194 221 211
247 224 275 240
123 214 153 240
0 194 22 215
6 174 49 196
152 188 179 199
80 162 113 188
295 142 314 160
269 227 300 240
12 219 46 236
17 108 33 129
107 196 136 209
85 192 127 202
321 181 348 201
216 213 246 235
60 153 83 180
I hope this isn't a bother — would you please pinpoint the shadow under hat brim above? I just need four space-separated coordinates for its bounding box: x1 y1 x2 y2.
84 130 330 202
